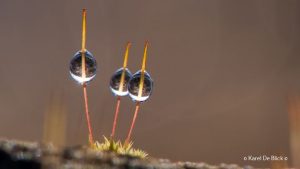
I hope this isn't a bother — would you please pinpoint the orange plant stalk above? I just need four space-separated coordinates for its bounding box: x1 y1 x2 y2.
125 42 150 145
111 96 121 138
125 102 140 145
83 83 94 145
81 9 94 146
110 43 131 139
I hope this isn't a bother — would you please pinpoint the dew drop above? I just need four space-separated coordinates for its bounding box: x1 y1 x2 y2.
69 50 97 84
110 68 132 96
128 70 153 102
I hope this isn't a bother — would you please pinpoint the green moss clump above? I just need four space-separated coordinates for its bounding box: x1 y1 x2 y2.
92 136 148 158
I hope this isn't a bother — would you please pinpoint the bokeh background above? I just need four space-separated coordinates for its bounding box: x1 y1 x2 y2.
0 0 300 167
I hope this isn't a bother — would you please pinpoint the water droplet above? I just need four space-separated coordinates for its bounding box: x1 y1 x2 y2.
110 68 132 96
69 50 97 84
128 70 153 102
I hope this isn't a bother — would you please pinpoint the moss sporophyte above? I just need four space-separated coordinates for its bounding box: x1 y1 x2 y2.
69 9 96 146
69 9 153 158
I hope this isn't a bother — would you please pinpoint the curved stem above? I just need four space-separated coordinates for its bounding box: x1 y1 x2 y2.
81 9 86 51
83 83 94 146
138 42 149 97
111 96 121 139
80 9 93 146
122 42 131 69
141 41 148 72
125 102 140 145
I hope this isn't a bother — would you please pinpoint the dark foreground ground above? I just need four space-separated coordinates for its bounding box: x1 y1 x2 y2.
0 139 253 169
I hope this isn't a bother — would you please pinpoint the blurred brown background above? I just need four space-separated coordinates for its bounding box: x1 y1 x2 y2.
0 0 300 167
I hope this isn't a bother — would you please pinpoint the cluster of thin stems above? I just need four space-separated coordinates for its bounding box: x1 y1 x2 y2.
79 9 149 147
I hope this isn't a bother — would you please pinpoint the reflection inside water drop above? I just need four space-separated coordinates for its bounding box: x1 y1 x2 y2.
69 50 97 84
110 68 132 96
128 70 153 102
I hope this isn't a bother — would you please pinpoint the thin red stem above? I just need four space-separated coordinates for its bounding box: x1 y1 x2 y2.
83 83 94 146
111 96 121 138
125 102 140 145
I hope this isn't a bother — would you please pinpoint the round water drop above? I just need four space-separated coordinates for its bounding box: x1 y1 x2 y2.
128 70 153 102
69 50 97 84
110 68 132 96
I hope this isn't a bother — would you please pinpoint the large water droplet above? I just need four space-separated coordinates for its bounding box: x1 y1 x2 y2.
69 50 97 84
128 70 153 102
110 68 132 96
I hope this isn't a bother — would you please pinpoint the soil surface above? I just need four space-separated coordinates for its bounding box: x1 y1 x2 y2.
0 139 253 169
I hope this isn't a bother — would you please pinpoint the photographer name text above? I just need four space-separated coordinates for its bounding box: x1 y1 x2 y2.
243 155 288 161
